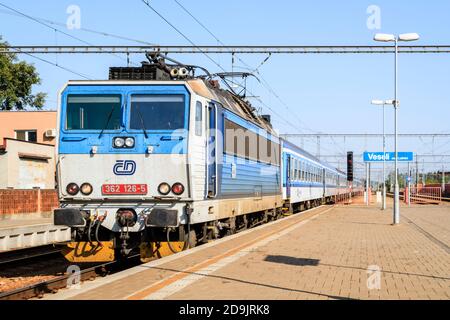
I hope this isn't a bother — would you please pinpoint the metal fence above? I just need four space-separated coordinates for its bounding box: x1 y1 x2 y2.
407 187 442 204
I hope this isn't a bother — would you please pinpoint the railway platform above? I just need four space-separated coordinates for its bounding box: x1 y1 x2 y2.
0 216 71 252
46 202 450 300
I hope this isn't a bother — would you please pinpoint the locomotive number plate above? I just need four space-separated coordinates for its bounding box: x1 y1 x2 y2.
101 184 148 195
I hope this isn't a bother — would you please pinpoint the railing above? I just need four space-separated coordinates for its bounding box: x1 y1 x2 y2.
407 186 442 204
335 188 364 205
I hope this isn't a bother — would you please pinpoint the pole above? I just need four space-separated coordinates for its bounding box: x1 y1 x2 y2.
366 162 369 206
367 162 372 204
382 104 386 210
393 38 400 224
407 162 411 206
442 164 445 196
416 157 419 187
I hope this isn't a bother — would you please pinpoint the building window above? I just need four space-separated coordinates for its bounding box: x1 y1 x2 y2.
15 130 37 143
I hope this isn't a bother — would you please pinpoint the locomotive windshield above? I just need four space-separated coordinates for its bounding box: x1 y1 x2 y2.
66 95 122 130
130 95 185 131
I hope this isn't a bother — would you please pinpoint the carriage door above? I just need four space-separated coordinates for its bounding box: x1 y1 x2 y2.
286 154 291 198
206 102 217 198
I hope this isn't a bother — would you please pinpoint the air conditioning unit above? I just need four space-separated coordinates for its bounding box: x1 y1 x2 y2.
45 129 57 138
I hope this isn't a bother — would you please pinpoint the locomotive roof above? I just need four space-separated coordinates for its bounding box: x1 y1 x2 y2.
64 79 276 135
186 79 276 134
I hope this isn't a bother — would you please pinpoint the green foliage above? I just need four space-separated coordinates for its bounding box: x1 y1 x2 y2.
0 37 46 110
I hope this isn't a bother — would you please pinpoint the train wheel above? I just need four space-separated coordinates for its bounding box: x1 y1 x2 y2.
140 242 155 263
185 229 197 249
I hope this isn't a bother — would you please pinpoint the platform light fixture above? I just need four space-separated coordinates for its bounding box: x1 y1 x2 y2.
373 32 420 224
370 99 396 211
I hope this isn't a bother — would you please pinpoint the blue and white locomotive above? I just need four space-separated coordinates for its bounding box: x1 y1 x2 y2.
53 54 360 262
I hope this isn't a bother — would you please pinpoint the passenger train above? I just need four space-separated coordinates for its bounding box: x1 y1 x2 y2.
53 54 362 262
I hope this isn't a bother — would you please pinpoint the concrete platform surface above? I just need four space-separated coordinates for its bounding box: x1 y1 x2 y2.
0 218 52 230
47 204 450 300
0 216 70 252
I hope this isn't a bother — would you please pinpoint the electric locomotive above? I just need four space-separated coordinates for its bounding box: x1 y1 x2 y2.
53 53 360 262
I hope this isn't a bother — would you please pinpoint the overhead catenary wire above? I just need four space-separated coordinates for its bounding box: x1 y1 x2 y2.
3 45 449 54
141 0 301 132
170 0 317 134
0 8 158 46
10 47 91 80
0 2 139 66
141 0 225 72
171 0 319 134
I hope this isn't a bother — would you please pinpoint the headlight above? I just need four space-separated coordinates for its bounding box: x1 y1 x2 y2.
114 137 125 148
158 182 171 195
125 137 135 148
66 183 79 195
80 183 93 195
171 182 185 195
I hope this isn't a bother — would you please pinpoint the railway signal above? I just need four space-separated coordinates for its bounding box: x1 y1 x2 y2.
347 151 354 181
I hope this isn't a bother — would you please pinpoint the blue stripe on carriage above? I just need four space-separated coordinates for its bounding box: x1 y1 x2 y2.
219 154 280 197
282 183 343 188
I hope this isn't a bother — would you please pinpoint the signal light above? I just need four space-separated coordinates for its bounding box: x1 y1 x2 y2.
171 183 185 195
347 151 353 182
80 183 93 195
158 182 171 195
66 183 79 195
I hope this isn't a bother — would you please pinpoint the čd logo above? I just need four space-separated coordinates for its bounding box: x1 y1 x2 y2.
113 160 136 175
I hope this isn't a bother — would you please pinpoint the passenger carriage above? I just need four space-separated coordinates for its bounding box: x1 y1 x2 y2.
281 140 346 210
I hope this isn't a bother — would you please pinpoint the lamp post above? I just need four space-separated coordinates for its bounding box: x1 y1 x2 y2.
371 99 395 210
374 32 420 225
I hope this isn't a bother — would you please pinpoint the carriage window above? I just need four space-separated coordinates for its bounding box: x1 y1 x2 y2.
294 160 298 180
298 161 302 181
303 163 306 181
195 101 202 136
290 158 294 180
130 95 185 131
66 95 121 130
224 119 280 166
300 162 303 181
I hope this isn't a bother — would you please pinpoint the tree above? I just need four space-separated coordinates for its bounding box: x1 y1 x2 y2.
0 37 46 110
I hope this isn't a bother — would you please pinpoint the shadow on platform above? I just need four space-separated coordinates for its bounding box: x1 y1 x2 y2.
264 255 320 266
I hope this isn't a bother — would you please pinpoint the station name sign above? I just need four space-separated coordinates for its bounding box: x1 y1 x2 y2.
363 152 414 162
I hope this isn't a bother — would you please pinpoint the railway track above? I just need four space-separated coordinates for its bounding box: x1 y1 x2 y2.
0 244 63 267
0 253 142 300
0 202 339 300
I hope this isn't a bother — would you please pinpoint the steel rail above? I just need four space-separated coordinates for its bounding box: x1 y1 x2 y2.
0 253 142 300
0 201 347 299
0 245 63 266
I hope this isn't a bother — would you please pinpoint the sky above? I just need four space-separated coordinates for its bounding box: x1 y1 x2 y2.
1 0 449 178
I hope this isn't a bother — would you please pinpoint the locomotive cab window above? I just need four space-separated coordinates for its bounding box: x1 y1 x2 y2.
130 95 185 131
66 95 122 130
